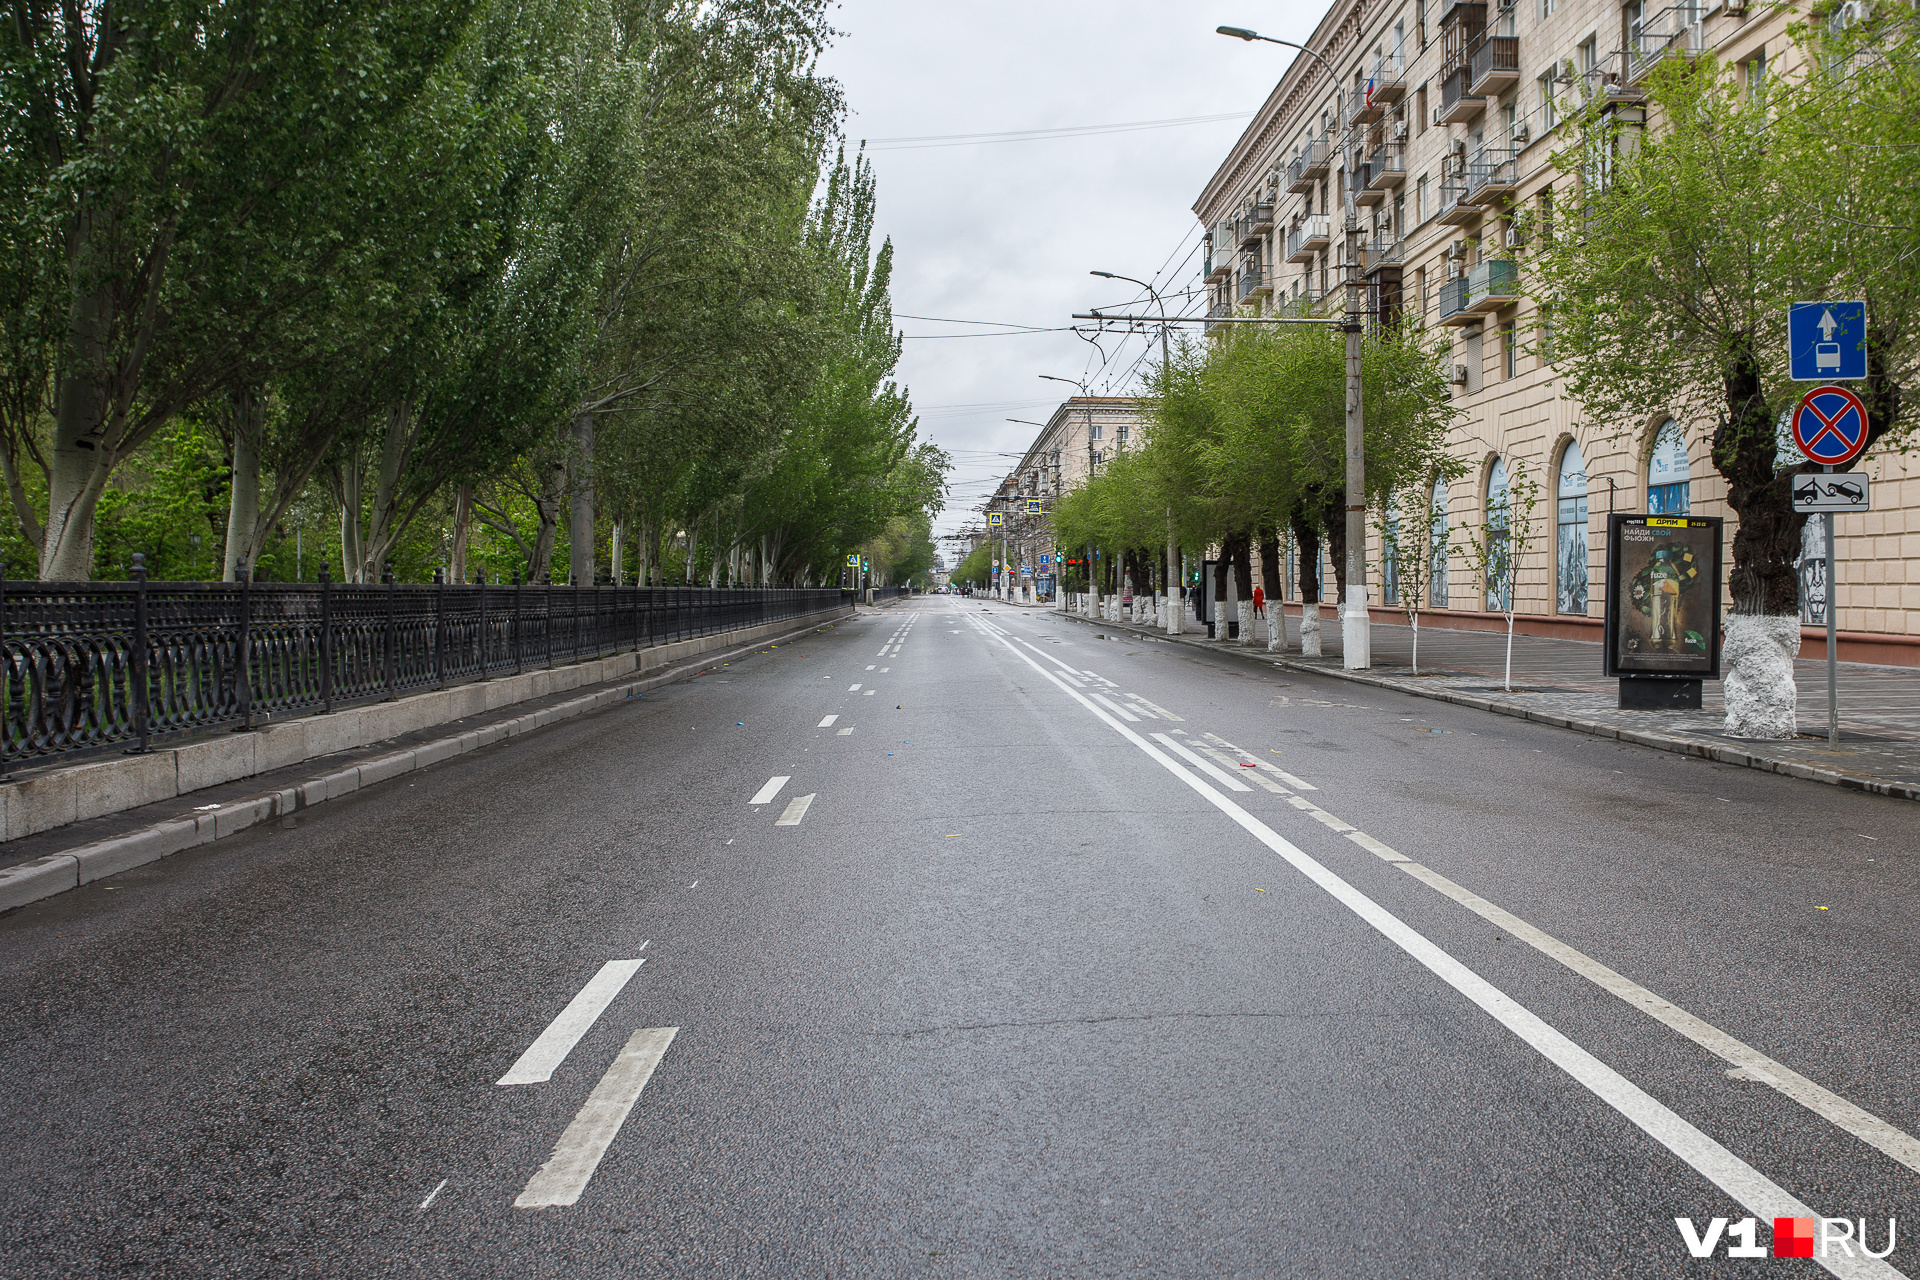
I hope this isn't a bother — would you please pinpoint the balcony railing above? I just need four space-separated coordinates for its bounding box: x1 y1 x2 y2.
1437 180 1479 225
1286 139 1331 191
1625 6 1706 82
1439 66 1484 125
1237 265 1265 302
1286 215 1331 262
1363 238 1403 276
1466 258 1521 311
1205 300 1232 333
1366 145 1406 190
1469 34 1521 97
1239 201 1275 246
1437 274 1473 324
1369 54 1408 104
1463 150 1518 204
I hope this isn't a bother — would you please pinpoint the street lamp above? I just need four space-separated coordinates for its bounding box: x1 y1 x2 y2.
1216 22 1370 670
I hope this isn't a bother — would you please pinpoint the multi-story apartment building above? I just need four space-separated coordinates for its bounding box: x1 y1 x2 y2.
1195 0 1919 665
988 398 1143 599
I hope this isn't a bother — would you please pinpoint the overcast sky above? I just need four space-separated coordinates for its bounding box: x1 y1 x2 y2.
816 1 1317 557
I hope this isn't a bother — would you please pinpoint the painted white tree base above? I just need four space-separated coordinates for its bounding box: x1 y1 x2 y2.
1300 603 1322 657
1266 602 1284 652
1722 613 1802 739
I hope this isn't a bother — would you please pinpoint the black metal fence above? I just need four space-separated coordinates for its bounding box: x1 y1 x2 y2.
0 559 851 765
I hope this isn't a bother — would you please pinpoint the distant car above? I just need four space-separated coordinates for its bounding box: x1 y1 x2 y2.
1816 341 1842 371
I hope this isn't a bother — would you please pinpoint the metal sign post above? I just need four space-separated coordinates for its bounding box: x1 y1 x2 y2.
1790 382 1872 746
1826 478 1838 746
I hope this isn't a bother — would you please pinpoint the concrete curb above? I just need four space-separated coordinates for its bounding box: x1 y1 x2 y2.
1054 609 1920 805
0 610 854 914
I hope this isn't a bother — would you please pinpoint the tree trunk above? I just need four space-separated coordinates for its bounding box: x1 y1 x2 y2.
451 483 473 583
1291 510 1323 657
337 455 364 582
42 263 116 580
222 387 265 581
610 518 624 586
528 461 565 582
1259 525 1285 652
568 413 594 586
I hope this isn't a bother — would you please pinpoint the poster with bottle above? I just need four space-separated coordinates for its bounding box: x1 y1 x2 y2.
1603 514 1723 678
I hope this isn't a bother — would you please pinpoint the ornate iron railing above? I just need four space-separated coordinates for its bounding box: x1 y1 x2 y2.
0 561 850 764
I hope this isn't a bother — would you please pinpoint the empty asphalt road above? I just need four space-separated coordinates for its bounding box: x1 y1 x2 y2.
0 597 1912 1278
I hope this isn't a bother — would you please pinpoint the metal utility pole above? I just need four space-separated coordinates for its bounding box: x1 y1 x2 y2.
1039 374 1094 616
1092 269 1177 633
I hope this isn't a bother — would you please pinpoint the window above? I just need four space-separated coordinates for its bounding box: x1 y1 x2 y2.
1417 0 1428 48
1416 174 1430 222
1417 85 1428 133
1485 459 1512 610
1647 419 1690 513
1430 476 1450 605
1539 187 1555 244
1502 322 1518 379
1578 35 1598 75
1538 73 1558 134
1393 21 1406 67
1092 450 1103 466
1745 49 1768 95
1538 302 1556 363
1089 423 1103 441
1117 424 1130 443
1542 0 1556 17
1557 442 1589 614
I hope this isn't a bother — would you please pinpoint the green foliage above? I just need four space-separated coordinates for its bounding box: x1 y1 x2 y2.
950 542 995 588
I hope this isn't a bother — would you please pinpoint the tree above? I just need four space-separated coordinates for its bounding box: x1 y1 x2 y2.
1525 41 1915 735
1453 458 1541 692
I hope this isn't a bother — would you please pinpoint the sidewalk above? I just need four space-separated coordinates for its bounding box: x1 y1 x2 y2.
1050 601 1920 802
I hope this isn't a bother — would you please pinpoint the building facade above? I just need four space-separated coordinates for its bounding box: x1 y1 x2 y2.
1194 0 1919 665
986 398 1144 599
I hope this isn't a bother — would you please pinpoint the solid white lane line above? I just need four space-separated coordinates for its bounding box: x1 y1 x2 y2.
775 794 815 825
749 776 790 806
818 715 838 727
1151 732 1253 791
1090 693 1141 722
498 959 647 1086
514 1027 679 1210
419 1179 448 1211
979 629 1901 1280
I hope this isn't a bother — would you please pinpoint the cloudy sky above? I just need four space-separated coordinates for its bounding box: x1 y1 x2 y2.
816 1 1316 557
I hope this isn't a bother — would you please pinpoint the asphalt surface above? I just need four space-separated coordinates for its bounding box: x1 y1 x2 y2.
0 597 1913 1278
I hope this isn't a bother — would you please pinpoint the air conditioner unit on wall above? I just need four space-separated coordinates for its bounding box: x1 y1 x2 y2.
1513 122 1531 145
1450 363 1470 385
1504 226 1524 248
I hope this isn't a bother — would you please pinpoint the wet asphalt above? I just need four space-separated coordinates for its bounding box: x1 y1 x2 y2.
0 596 1912 1278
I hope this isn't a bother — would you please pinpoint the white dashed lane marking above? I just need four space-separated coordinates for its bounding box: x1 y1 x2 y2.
749 776 790 806
498 959 648 1086
776 794 815 826
514 1028 679 1209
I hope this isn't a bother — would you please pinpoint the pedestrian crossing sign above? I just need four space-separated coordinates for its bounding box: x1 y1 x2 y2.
988 512 1004 526
847 554 859 566
1025 498 1042 514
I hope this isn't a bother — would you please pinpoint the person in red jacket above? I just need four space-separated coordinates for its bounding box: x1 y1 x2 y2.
1252 585 1265 612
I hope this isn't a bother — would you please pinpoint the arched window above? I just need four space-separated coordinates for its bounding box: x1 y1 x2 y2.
1485 458 1511 610
1429 476 1450 605
1383 500 1401 606
1557 441 1589 614
1647 419 1689 514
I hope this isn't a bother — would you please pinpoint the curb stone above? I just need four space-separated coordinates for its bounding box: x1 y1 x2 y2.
0 612 854 915
1051 609 1919 805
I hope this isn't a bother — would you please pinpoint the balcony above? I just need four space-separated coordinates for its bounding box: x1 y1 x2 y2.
1465 258 1521 312
1439 66 1485 125
1350 92 1385 127
1437 274 1474 325
1286 215 1331 262
1286 139 1331 193
1369 54 1408 105
1239 202 1275 247
1207 224 1234 280
1624 7 1706 84
1367 145 1406 191
1437 181 1480 226
1350 161 1384 207
1205 299 1232 334
1463 150 1518 204
1363 238 1402 277
1237 265 1266 303
1468 34 1521 97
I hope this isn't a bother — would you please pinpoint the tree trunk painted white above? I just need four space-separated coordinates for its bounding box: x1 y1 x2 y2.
1237 600 1255 647
1722 613 1802 738
1503 611 1516 691
1218 568 1235 643
609 519 623 586
568 414 594 586
221 390 263 580
1300 601 1322 656
1411 615 1420 674
1266 601 1284 652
